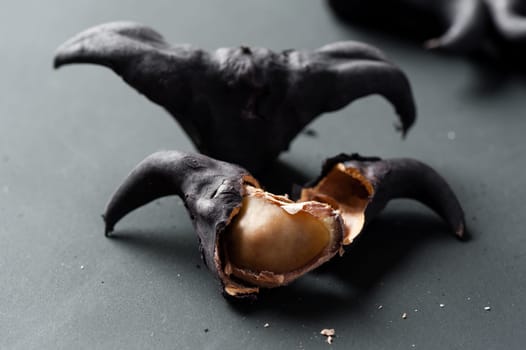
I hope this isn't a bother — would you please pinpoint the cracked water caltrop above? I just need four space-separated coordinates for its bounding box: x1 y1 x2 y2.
102 151 465 299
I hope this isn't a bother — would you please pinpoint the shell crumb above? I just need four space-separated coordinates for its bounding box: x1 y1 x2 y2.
320 328 335 336
484 306 491 311
402 312 407 319
320 328 335 344
264 323 270 328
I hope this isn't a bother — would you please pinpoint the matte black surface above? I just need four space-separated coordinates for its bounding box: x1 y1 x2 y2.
306 154 466 237
1 1 525 349
53 21 416 173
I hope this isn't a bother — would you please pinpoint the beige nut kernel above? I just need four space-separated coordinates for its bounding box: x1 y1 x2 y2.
228 195 329 273
223 186 343 288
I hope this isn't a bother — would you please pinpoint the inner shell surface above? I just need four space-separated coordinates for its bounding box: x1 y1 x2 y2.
300 163 374 245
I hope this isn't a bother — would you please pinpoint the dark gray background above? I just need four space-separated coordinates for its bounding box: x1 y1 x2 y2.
1 1 525 349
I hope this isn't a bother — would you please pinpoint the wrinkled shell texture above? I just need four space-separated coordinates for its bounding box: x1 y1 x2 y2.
54 22 416 172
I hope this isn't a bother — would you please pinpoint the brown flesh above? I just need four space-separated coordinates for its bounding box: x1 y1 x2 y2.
300 163 374 245
223 186 342 288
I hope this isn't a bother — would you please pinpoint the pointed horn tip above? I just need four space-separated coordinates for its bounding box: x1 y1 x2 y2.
455 221 468 241
52 45 71 69
424 38 444 51
424 36 470 54
399 126 408 139
394 94 416 138
101 214 115 237
53 56 63 70
395 121 411 139
104 226 114 237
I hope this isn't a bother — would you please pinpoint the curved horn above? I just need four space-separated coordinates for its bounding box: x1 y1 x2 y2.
425 0 487 52
54 21 169 68
327 0 488 54
486 0 526 43
103 150 256 236
301 154 465 243
293 41 416 135
103 151 261 297
54 22 200 125
361 157 465 237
